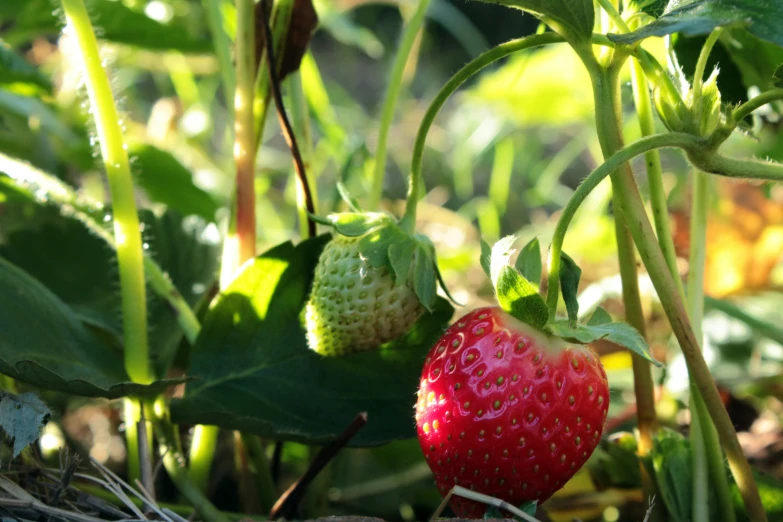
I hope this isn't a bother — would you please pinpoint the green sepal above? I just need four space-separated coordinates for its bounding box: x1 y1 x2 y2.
490 236 549 331
323 211 394 237
479 238 492 278
588 306 613 326
547 320 661 366
515 237 542 286
559 251 582 326
519 500 538 517
389 240 416 285
413 242 437 312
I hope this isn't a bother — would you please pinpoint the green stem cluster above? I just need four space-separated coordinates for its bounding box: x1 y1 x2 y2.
370 0 432 209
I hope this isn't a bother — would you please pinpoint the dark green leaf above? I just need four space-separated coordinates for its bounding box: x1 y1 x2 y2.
388 241 416 285
588 433 642 490
0 43 51 91
495 267 549 330
2 0 212 53
327 212 393 237
588 306 613 326
0 210 220 378
413 244 437 312
515 237 541 285
773 64 783 88
0 392 50 457
611 0 783 47
519 500 538 516
130 143 219 222
559 252 581 325
0 257 180 398
548 321 661 366
652 429 692 522
171 236 454 446
480 239 491 278
475 0 594 43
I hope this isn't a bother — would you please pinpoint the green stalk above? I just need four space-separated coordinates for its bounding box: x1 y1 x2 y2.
629 59 682 294
59 0 151 384
187 424 220 494
233 0 257 265
687 150 783 181
400 32 564 233
731 88 783 124
60 0 152 488
584 61 766 521
202 0 235 111
154 409 231 522
688 389 709 522
369 0 432 209
688 170 735 522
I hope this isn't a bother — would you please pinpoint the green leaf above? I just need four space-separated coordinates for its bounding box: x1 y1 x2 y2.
610 0 783 48
0 43 51 91
170 236 454 446
2 0 212 53
495 267 549 330
413 244 437 312
0 392 50 458
0 209 219 378
626 0 668 17
479 239 491 277
129 143 219 222
0 257 180 398
356 222 409 269
588 433 642 490
519 500 538 516
515 237 541 285
559 252 582 325
731 468 783 520
774 64 783 88
483 505 503 519
588 306 613 326
651 429 693 522
475 0 594 44
548 321 661 366
326 212 393 237
388 241 416 285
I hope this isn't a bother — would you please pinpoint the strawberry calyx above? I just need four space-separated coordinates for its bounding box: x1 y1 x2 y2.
484 236 661 367
309 211 460 312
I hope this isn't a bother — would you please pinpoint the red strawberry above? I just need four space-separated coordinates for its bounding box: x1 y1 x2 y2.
415 306 609 517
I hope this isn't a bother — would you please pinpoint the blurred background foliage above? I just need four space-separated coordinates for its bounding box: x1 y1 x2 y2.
1 1 783 521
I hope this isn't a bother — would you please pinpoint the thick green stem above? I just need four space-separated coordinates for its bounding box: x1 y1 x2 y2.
369 0 432 210
60 0 150 384
234 0 256 265
545 132 702 312
630 59 683 295
187 425 220 494
688 149 783 181
688 170 735 522
731 88 783 124
400 32 564 233
154 411 230 522
60 0 152 488
585 63 766 522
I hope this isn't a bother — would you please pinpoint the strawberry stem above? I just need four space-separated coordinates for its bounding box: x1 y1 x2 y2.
401 32 564 234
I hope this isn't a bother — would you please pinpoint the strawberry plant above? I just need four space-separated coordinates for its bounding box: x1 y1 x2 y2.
0 0 783 521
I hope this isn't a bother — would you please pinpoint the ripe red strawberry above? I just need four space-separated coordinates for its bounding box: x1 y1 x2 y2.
415 306 609 517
